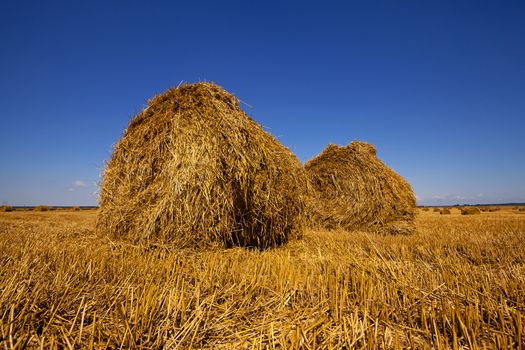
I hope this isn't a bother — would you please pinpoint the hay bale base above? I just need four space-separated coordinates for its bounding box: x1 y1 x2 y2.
304 141 416 234
97 82 307 249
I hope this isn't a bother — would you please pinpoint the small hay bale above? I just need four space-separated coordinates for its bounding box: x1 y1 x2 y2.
422 208 429 212
34 205 50 212
461 207 481 215
304 141 416 234
440 208 451 215
519 207 525 212
0 206 13 212
97 82 308 249
433 208 441 212
73 206 81 211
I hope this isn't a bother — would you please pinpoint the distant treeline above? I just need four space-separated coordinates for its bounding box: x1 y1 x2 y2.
7 206 99 210
418 203 525 208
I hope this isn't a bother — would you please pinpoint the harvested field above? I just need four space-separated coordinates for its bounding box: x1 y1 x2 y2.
1 208 523 348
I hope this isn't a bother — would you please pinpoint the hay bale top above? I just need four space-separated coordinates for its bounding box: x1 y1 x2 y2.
304 141 416 233
97 82 307 249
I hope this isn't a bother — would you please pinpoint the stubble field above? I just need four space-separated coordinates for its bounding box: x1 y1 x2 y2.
0 207 524 349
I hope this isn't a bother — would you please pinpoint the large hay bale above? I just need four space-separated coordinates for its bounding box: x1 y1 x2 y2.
97 82 308 249
440 208 451 215
0 206 13 212
304 141 416 234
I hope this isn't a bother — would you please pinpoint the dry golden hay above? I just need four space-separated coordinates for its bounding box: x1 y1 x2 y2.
97 82 308 249
0 205 13 212
440 208 451 215
461 207 481 215
433 208 441 212
421 207 429 211
304 141 416 234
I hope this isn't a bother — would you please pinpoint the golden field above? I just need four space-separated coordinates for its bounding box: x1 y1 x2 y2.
0 207 524 349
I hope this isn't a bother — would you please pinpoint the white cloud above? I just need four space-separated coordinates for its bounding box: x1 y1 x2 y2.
74 180 87 188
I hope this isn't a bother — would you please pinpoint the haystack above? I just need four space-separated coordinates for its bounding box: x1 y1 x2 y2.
34 205 49 212
440 208 451 215
304 141 416 234
461 207 481 215
97 82 308 249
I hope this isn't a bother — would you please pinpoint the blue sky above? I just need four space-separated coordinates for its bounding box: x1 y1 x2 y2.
1 0 524 206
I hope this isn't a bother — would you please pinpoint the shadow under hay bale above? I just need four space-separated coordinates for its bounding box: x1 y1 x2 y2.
97 82 308 249
304 141 416 234
461 207 481 215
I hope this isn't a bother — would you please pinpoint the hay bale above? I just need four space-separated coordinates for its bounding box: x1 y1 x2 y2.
421 208 429 212
304 141 416 234
73 206 81 211
34 205 50 212
461 207 481 215
0 206 13 212
519 207 525 212
97 82 308 249
433 208 441 212
440 208 451 215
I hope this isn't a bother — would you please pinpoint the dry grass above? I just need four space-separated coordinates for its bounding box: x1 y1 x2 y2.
97 82 307 249
1 208 523 349
304 142 416 234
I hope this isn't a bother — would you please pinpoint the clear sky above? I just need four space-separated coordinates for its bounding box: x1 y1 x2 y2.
1 0 524 206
